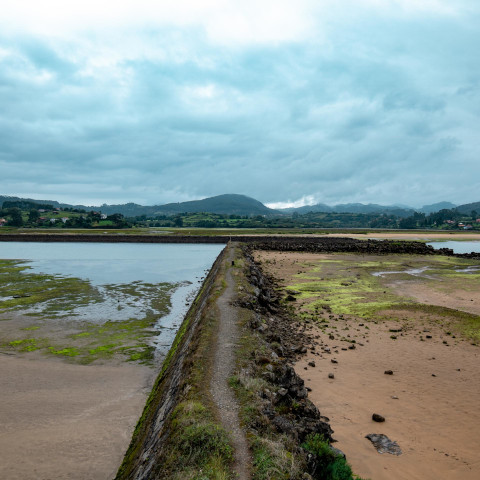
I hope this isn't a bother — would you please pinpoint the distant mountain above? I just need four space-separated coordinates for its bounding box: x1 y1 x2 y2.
278 203 333 214
417 202 457 214
1 194 279 217
280 202 414 217
0 195 65 209
332 203 413 216
2 193 466 218
455 201 480 215
151 194 278 216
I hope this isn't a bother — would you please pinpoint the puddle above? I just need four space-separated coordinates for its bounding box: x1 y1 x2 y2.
372 267 432 278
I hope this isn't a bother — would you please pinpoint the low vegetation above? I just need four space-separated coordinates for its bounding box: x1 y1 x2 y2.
0 259 175 363
259 252 480 343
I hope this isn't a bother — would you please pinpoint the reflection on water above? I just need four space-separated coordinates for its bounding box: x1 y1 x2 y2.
0 242 224 359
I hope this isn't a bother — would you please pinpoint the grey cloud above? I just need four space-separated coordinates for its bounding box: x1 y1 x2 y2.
1 7 480 206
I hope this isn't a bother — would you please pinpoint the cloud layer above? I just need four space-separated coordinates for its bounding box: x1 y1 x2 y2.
1 1 479 207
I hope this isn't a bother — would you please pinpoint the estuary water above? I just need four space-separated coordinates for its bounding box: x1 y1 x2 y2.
0 242 224 359
427 241 480 254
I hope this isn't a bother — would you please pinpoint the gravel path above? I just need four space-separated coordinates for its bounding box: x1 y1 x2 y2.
210 244 251 480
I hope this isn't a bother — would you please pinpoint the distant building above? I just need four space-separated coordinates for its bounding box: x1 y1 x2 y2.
50 218 57 224
100 214 107 220
61 217 69 223
0 218 6 226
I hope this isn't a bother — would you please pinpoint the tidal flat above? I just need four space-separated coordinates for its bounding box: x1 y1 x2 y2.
255 251 480 480
0 242 223 480
0 259 176 363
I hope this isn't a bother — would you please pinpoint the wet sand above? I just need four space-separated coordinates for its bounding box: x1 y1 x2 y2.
295 323 480 480
255 250 480 480
0 353 154 480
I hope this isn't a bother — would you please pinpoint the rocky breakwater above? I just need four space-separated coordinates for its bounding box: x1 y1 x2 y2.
237 247 348 477
246 236 437 255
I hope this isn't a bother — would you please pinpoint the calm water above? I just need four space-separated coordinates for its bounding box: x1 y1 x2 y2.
427 241 480 254
0 242 223 285
0 242 224 357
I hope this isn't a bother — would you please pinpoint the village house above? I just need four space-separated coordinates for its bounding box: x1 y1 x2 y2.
100 214 107 220
61 217 69 223
0 218 7 226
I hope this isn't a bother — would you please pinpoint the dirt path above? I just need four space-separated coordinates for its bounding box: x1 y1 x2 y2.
210 244 251 480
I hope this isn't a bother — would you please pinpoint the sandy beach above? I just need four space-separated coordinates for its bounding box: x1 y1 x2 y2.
0 353 154 480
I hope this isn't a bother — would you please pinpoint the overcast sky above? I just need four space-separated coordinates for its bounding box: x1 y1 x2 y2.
1 1 479 208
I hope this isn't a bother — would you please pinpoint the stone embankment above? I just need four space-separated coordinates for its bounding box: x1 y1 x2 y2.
2 232 479 258
115 247 227 479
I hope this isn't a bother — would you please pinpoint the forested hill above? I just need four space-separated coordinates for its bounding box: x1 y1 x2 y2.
1 194 475 218
0 194 279 217
455 201 480 215
151 194 277 216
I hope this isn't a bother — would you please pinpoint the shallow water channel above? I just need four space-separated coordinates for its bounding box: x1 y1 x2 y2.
0 242 224 363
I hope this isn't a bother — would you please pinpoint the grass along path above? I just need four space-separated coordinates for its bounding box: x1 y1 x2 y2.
210 244 251 480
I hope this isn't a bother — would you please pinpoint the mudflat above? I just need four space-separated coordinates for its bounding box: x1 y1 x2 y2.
0 353 154 480
256 251 480 480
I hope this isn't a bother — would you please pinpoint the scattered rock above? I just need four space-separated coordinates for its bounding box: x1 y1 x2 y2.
372 413 385 422
328 373 335 379
384 370 393 375
426 335 432 339
277 387 288 397
366 434 402 455
391 396 399 399
331 359 338 364
308 361 316 367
